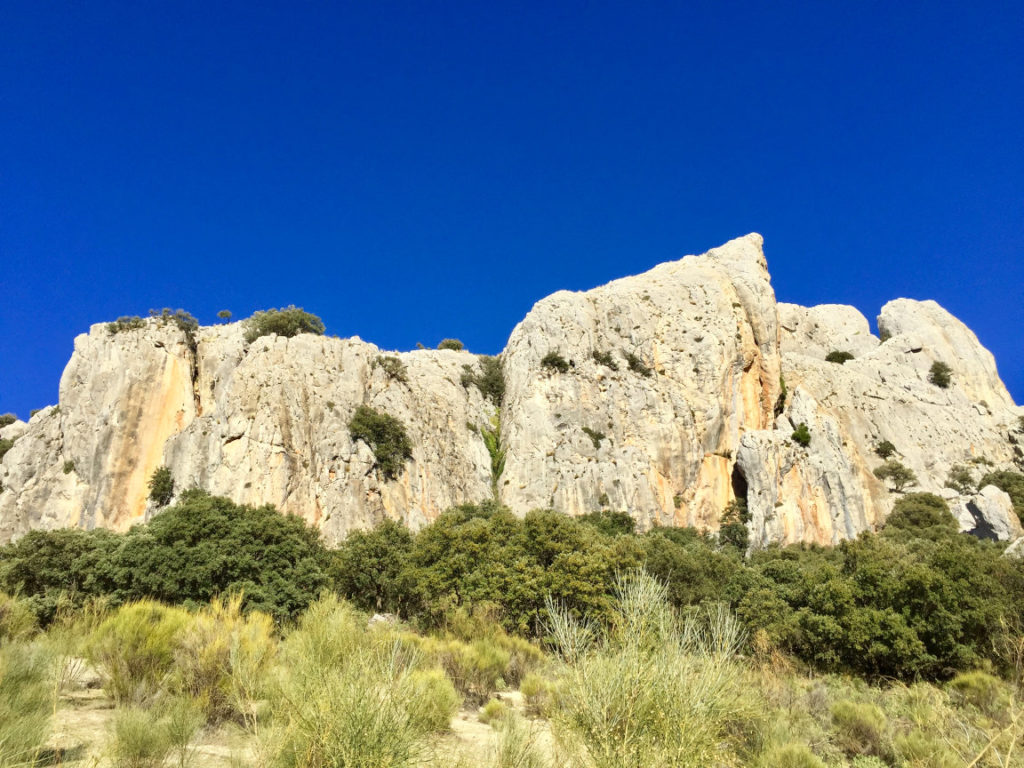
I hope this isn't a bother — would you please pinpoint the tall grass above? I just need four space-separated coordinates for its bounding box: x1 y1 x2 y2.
172 595 276 727
0 641 53 768
260 594 459 768
546 570 756 768
86 600 191 705
107 698 202 768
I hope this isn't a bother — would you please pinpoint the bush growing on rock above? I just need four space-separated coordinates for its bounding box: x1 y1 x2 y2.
0 413 16 428
874 440 896 459
348 405 414 480
791 423 811 447
437 338 464 351
928 361 953 388
540 350 570 373
107 315 147 334
885 493 957 535
0 437 14 462
242 305 325 343
825 350 854 364
460 355 505 405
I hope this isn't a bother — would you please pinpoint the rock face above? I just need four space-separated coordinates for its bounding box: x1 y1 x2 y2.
2 234 1021 546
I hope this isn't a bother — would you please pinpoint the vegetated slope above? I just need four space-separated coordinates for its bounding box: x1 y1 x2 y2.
1 234 1021 546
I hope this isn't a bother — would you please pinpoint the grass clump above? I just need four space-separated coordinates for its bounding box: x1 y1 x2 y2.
0 641 53 767
479 697 509 725
830 700 888 758
172 595 276 726
0 592 37 641
243 306 325 344
348 405 413 481
107 699 202 768
547 570 754 768
490 713 550 768
86 600 191 705
261 594 456 768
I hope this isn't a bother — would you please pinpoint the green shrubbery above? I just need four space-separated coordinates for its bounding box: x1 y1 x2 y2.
147 466 174 507
0 641 54 767
460 355 505 405
0 491 332 624
242 305 325 344
107 316 147 334
825 350 854 364
374 355 409 383
873 460 917 491
929 360 953 388
623 350 652 377
540 351 570 373
348 405 414 480
437 338 464 351
979 469 1024 521
791 423 811 447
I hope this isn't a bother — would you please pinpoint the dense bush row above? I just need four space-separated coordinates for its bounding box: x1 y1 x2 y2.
3 490 1024 684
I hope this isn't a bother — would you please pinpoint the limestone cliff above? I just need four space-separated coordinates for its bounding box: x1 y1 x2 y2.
2 235 1021 546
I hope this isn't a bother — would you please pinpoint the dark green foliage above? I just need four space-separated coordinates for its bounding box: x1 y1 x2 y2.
150 307 199 336
0 528 122 624
374 355 409 383
243 305 326 343
885 493 957 534
874 460 918 492
460 356 505 406
581 426 606 449
944 464 975 494
0 413 16 428
148 466 174 508
114 490 331 621
437 338 464 351
0 438 13 462
348 405 413 480
578 510 635 536
479 415 506 495
929 361 953 388
718 499 750 551
0 492 331 624
591 350 618 370
217 309 232 321
874 440 897 459
62 460 75 475
541 351 570 373
329 519 415 614
623 350 652 377
791 423 811 447
978 470 1024 522
825 351 855 364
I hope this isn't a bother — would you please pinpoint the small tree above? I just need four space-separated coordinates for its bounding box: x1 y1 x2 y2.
148 466 174 507
874 440 897 459
873 460 917 492
0 413 16 428
718 499 750 552
217 310 232 322
348 406 413 481
791 423 811 447
825 351 855 364
437 339 464 351
886 492 957 533
929 361 953 389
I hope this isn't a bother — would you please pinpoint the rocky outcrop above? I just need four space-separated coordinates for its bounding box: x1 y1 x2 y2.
1 234 1021 547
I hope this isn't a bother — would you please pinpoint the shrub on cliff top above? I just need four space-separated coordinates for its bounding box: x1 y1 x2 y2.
243 305 325 344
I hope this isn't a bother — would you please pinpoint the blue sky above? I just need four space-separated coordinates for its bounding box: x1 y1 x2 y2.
2 1 1022 418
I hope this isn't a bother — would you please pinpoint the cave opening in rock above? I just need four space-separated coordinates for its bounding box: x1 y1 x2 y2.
731 463 748 503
